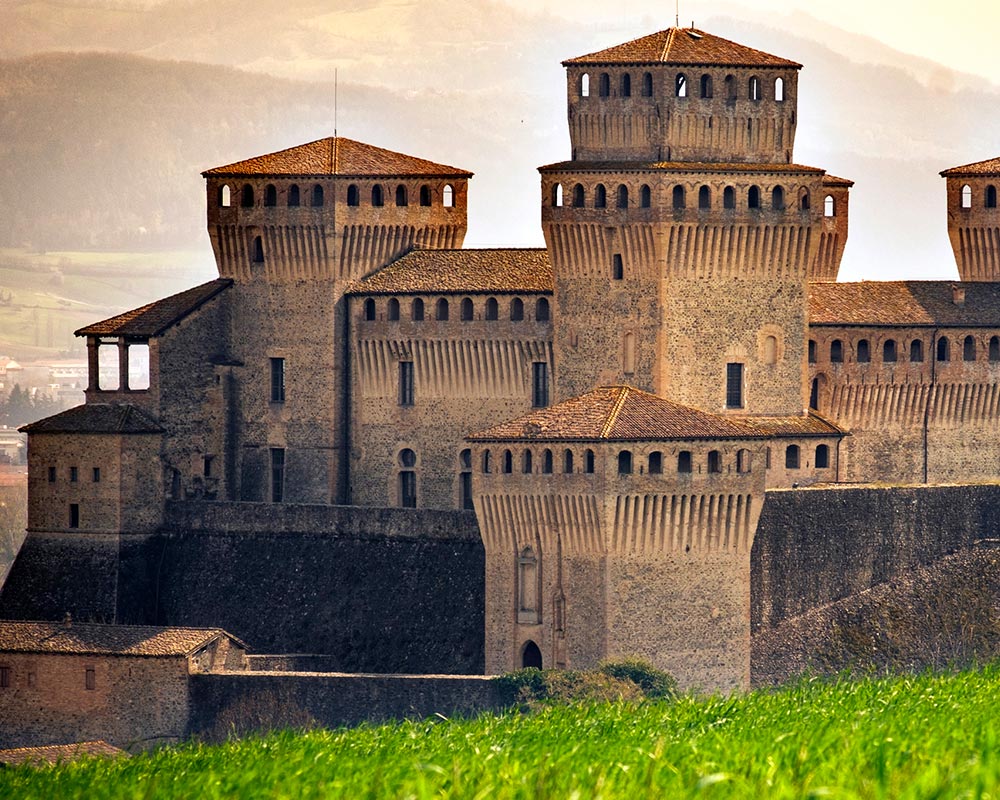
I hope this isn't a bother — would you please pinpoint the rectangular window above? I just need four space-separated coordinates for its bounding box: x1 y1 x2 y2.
0 666 10 689
69 503 80 529
48 466 56 483
532 362 549 408
399 361 414 406
270 448 285 503
85 667 95 691
92 467 101 483
270 357 285 404
70 466 78 483
460 472 473 511
726 362 744 409
399 471 417 508
203 455 214 478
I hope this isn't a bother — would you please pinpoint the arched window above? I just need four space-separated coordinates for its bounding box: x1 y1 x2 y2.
581 73 590 97
856 339 870 363
988 186 998 209
419 185 431 206
698 185 711 210
510 298 524 321
617 185 629 209
594 184 607 208
748 186 761 209
411 298 424 321
522 450 533 474
460 297 474 321
937 336 950 362
219 184 232 207
552 183 564 207
241 184 254 207
642 72 653 97
288 184 300 207
640 185 651 208
371 184 384 207
824 195 835 217
815 444 830 469
584 449 595 474
775 77 785 102
363 298 376 321
707 451 722 473
599 73 611 97
443 184 455 207
485 297 499 320
672 185 686 209
563 449 574 473
398 448 417 508
737 449 752 474
521 640 542 669
264 184 277 207
991 336 1000 362
535 297 550 322
346 185 359 206
830 339 843 363
542 449 553 474
311 184 324 207
436 298 449 321
621 73 631 97
482 450 492 473
502 450 513 474
725 74 736 100
785 445 800 469
763 335 778 365
573 184 585 207
961 184 973 209
648 452 663 474
675 73 688 97
723 186 736 209
749 76 761 101
964 335 977 361
387 298 400 321
772 186 785 210
799 188 811 211
618 450 633 475
910 339 924 362
252 235 264 263
395 185 408 207
623 331 636 374
677 451 692 473
700 74 713 98
883 339 897 362
808 339 817 363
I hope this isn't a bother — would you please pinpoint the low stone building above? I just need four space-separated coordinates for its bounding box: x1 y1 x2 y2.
0 620 247 749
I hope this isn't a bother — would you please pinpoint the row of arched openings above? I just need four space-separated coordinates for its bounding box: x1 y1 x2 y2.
580 71 786 103
364 296 550 323
480 448 755 476
810 335 1000 365
219 182 455 209
960 184 998 210
784 444 830 469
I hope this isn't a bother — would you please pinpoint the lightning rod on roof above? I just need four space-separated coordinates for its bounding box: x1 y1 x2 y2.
334 68 338 138
675 0 679 27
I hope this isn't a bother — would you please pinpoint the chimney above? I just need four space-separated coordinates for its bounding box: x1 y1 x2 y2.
952 285 966 306
62 612 72 629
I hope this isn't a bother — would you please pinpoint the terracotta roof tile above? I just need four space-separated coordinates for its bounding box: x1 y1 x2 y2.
940 157 1000 177
468 386 766 442
809 282 1000 327
749 413 845 437
348 248 553 295
563 27 800 68
538 160 825 175
0 620 243 657
203 137 472 178
822 174 855 187
19 404 163 435
76 279 231 338
0 741 126 766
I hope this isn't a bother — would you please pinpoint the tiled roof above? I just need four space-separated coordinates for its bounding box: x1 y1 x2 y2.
823 175 855 187
809 282 1000 327
538 160 825 174
940 157 1000 178
203 137 473 178
563 27 800 68
76 279 231 338
348 248 553 295
467 386 766 442
19 404 163 435
0 620 242 657
749 413 845 438
0 741 126 766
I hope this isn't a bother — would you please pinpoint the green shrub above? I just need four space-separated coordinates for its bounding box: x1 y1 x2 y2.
598 657 677 699
494 660 676 710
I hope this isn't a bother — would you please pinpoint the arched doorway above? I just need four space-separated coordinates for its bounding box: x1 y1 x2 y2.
521 640 542 669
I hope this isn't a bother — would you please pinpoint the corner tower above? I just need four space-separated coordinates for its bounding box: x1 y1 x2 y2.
941 158 1000 281
542 27 851 416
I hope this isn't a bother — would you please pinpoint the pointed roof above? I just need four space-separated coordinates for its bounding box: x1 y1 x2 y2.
940 157 1000 178
563 27 800 68
76 279 231 338
467 386 766 442
202 137 473 178
0 620 244 657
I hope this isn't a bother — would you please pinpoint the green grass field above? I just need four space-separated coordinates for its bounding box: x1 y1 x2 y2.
3 667 999 799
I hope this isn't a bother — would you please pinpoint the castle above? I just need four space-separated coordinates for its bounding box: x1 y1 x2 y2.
10 26 1000 692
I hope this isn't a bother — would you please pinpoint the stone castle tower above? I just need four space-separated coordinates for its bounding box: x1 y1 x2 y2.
540 28 850 415
941 158 1000 281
